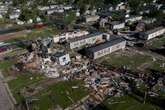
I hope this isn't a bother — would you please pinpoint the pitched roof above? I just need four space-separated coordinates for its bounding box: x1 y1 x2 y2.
145 26 165 35
86 37 126 53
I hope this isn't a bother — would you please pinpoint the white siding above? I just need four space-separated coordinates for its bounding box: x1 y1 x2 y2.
69 34 103 49
58 54 70 65
86 15 100 22
93 41 126 59
113 23 125 29
125 16 142 22
147 28 165 40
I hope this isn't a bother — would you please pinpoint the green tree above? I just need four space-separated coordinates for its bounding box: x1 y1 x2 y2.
13 0 27 6
19 7 39 22
128 0 141 13
104 0 121 5
63 11 76 24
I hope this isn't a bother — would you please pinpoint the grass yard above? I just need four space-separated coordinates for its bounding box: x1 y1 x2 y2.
97 50 153 72
147 36 165 49
26 28 53 39
64 11 76 24
0 60 14 72
0 49 27 76
8 73 45 103
96 95 162 110
5 27 57 43
149 60 165 72
0 18 14 27
4 48 28 57
35 80 89 110
0 60 15 77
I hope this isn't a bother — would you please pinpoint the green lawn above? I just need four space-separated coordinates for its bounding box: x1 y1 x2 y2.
2 48 28 57
0 50 27 76
5 27 57 43
35 80 89 110
149 60 165 72
98 95 161 110
97 51 165 73
8 73 45 103
0 60 15 77
147 36 165 49
26 28 53 39
97 52 152 71
0 18 14 27
64 11 76 24
0 60 14 72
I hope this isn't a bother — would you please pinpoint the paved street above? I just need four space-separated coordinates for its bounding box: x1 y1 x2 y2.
0 73 13 110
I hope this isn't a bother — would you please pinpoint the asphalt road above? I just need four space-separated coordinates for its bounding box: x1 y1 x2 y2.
0 73 13 110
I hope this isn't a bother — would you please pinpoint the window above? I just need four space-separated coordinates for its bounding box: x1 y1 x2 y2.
97 50 103 56
62 57 66 62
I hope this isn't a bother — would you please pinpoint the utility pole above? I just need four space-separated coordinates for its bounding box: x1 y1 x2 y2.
143 91 147 104
143 86 149 104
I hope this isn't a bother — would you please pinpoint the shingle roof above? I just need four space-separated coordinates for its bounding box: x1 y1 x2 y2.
86 37 126 53
145 26 165 35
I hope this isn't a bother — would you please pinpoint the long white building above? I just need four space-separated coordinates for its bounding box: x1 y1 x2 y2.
125 16 142 23
85 37 126 59
69 32 104 49
85 15 100 23
144 27 165 40
110 21 125 30
53 30 89 43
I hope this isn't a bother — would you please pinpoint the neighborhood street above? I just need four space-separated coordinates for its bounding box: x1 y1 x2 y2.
0 72 13 110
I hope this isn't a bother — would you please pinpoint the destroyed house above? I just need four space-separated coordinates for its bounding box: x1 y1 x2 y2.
51 52 70 65
0 43 16 53
68 32 103 49
85 37 126 59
